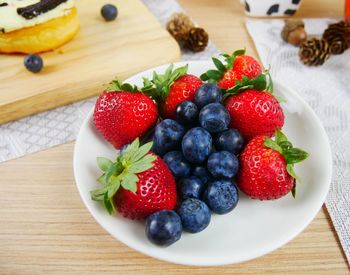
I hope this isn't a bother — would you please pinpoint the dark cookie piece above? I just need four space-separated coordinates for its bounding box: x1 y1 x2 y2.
17 0 68 20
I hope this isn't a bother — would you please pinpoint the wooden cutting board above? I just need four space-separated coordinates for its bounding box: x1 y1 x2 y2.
0 0 180 125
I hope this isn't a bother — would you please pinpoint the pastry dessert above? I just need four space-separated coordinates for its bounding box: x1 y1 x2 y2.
0 0 79 54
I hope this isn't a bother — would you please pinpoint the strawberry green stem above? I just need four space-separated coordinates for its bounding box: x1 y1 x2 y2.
264 128 309 198
141 64 188 102
200 49 246 82
105 79 139 92
90 138 156 214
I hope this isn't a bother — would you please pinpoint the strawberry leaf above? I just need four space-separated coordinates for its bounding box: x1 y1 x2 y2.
233 48 246 56
200 73 209 81
97 157 113 172
107 176 121 198
97 173 107 185
130 141 154 162
279 141 293 151
172 65 188 80
120 138 140 164
128 154 156 174
121 83 138 92
283 148 309 164
291 183 296 198
286 164 301 182
223 73 267 98
212 57 226 72
141 77 153 93
264 138 282 153
121 173 138 193
91 186 109 201
275 128 288 143
266 70 274 94
164 64 174 79
103 193 115 215
105 163 119 183
251 74 267 91
106 79 138 92
205 70 222 81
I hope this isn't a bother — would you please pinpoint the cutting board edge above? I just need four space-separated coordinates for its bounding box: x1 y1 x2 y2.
0 48 181 125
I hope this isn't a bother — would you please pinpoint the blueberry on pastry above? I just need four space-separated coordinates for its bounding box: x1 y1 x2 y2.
0 0 79 54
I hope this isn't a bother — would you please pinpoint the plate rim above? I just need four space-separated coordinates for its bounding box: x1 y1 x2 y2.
73 60 332 266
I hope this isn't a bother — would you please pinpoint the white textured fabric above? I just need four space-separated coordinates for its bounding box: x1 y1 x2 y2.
0 0 218 163
246 18 350 265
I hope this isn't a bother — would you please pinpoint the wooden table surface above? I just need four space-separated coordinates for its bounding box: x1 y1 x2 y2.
1 0 349 273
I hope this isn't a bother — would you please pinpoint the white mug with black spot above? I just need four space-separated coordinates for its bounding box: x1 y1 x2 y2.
241 0 302 17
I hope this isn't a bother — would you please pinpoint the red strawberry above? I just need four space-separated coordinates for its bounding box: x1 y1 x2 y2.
91 138 177 219
224 89 284 141
200 49 262 90
93 81 158 149
237 129 308 200
143 65 202 119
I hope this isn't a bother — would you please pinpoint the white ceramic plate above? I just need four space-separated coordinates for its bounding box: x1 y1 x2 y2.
73 61 332 266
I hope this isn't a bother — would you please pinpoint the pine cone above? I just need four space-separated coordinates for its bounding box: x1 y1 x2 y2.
184 27 209 52
299 38 330 66
166 12 195 42
322 21 350 54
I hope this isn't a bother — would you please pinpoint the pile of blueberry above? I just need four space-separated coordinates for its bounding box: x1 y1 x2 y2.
146 83 245 247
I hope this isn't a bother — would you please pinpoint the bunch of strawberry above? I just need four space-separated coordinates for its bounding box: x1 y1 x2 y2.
90 49 308 246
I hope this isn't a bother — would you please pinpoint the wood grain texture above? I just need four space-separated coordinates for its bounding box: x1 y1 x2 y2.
0 0 349 273
0 0 180 125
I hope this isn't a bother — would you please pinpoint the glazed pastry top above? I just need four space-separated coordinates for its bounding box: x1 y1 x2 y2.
0 0 75 33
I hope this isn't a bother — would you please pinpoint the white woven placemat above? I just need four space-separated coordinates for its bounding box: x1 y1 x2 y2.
246 18 350 264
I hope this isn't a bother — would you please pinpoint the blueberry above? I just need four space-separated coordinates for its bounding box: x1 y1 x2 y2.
154 119 185 155
192 166 212 184
182 127 212 164
207 151 239 178
24 54 43 73
176 101 199 126
180 176 206 199
177 198 211 233
199 103 230 133
194 83 223 109
101 4 118 21
214 129 245 155
145 210 182 246
203 180 239 214
163 151 191 178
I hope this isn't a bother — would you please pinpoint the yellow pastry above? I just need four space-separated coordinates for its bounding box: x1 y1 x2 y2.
0 0 79 54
